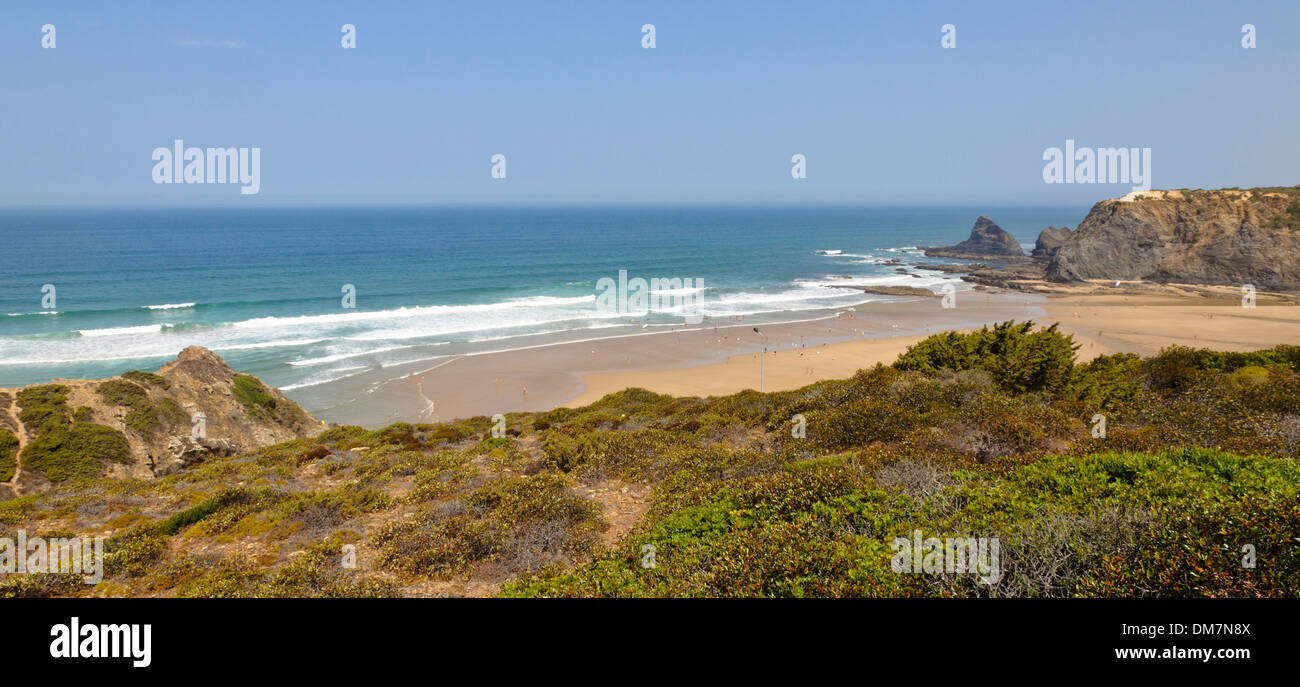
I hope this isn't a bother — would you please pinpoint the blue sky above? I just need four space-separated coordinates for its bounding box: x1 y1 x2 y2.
2 0 1297 205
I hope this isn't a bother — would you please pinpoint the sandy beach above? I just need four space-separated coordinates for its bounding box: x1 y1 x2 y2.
317 287 1300 427
316 290 1037 425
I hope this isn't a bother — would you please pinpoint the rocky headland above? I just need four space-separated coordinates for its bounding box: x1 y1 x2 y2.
920 187 1300 297
1046 187 1300 290
0 347 322 499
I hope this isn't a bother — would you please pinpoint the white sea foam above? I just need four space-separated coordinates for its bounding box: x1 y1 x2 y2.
289 344 436 367
76 324 162 338
0 264 966 383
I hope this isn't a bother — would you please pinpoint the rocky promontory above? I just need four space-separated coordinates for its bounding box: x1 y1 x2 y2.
0 346 322 497
1047 187 1300 289
923 216 1028 261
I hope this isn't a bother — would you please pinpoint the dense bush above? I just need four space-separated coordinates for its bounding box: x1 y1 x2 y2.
894 321 1079 394
232 374 275 412
1142 344 1300 391
15 384 72 436
20 423 132 483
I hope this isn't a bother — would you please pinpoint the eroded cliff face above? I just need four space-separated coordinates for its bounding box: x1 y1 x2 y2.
1031 226 1072 261
1047 188 1300 289
0 346 321 497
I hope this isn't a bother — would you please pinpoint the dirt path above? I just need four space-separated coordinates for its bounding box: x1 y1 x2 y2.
2 401 29 495
576 479 652 547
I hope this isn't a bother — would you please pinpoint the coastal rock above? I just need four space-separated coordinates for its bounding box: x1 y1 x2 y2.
1047 187 1300 289
923 217 1027 260
1031 226 1073 261
915 262 989 273
961 263 1047 289
159 435 240 475
860 285 939 298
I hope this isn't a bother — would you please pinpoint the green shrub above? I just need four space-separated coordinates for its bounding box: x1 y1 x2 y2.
96 379 188 437
15 384 72 436
1144 344 1300 391
159 494 234 535
232 374 276 413
231 373 306 426
96 379 148 406
0 429 18 482
20 423 132 483
122 370 170 389
894 321 1079 394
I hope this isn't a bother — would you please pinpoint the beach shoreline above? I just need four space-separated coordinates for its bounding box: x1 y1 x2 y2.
314 288 1300 427
311 290 1040 425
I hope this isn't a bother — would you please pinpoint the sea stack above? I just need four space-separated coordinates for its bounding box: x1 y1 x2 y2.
924 216 1027 260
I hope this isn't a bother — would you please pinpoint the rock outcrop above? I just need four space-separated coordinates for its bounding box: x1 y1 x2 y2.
0 346 322 494
161 435 240 475
1047 187 1300 289
1031 226 1072 261
924 216 1027 260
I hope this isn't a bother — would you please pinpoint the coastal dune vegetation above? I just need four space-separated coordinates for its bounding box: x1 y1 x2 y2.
2 321 1297 598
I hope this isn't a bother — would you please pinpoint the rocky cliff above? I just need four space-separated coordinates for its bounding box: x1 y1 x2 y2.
0 346 322 498
924 216 1027 260
1047 187 1300 289
1031 226 1073 261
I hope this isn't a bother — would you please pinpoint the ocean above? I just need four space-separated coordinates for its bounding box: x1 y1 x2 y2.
0 205 1086 409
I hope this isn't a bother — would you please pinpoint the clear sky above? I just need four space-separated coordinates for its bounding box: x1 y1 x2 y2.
2 0 1297 206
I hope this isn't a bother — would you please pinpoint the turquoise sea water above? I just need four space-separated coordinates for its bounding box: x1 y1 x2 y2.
0 205 1086 404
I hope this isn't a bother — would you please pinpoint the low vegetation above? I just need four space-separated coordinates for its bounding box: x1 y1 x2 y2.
0 429 18 482
14 383 133 484
121 370 170 389
232 374 303 425
2 322 1297 597
96 379 189 438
